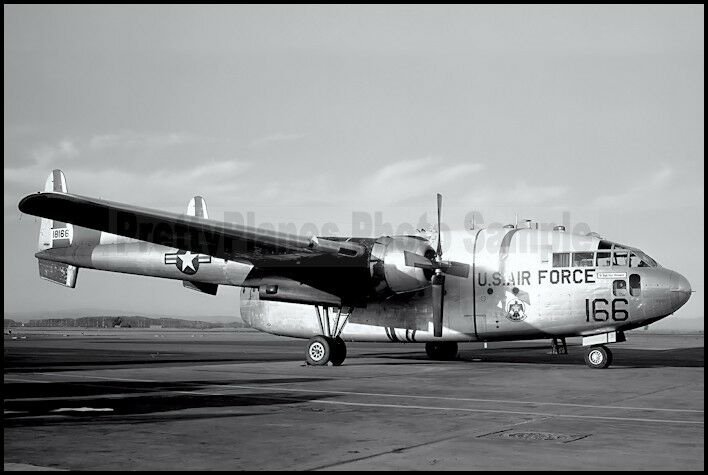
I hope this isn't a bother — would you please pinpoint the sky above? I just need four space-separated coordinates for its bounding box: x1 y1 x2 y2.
4 5 704 330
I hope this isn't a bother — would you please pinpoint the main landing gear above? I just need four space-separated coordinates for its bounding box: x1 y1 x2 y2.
306 336 347 366
305 306 352 366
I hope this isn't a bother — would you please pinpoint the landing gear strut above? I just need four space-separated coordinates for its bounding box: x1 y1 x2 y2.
584 345 613 369
551 337 568 355
425 342 458 361
305 306 352 366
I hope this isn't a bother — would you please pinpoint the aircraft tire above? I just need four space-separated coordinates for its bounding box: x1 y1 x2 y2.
331 337 347 366
584 345 612 369
425 342 458 361
306 336 332 366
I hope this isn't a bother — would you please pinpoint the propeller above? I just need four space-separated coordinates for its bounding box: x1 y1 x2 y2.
404 194 470 337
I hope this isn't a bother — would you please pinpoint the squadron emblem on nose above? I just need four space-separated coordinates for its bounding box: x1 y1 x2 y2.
164 250 211 275
506 298 527 321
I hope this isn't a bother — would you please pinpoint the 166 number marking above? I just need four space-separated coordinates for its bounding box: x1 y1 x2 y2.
585 298 629 322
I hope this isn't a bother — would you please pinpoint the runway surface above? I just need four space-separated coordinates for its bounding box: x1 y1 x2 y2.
3 330 704 471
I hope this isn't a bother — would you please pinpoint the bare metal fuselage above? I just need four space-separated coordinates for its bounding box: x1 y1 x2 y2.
38 225 688 343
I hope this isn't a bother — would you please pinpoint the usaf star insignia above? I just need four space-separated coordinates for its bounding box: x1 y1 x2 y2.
164 250 211 275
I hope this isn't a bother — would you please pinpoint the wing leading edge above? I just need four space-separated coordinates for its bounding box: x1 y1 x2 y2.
18 192 367 265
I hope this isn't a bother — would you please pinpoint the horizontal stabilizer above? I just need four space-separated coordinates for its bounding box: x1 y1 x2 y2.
183 280 218 295
38 258 78 288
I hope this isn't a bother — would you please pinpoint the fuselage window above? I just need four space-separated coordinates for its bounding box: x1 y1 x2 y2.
613 279 627 296
596 252 612 267
552 252 570 267
572 252 594 267
613 251 629 267
629 274 641 296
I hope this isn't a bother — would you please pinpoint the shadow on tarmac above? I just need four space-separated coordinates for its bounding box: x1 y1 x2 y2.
359 346 704 368
4 377 333 427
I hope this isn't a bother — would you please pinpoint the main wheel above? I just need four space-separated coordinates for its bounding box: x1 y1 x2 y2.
331 337 347 366
425 342 458 361
306 336 332 366
584 345 612 369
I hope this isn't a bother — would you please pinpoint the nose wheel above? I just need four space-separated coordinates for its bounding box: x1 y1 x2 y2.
306 336 347 366
584 345 613 369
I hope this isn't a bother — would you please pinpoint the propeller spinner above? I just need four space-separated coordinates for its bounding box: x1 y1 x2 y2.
404 194 470 337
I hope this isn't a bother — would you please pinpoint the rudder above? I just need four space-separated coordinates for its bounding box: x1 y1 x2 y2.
38 169 73 251
37 169 80 287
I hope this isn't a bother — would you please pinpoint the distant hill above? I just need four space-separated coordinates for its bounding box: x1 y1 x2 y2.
4 316 247 329
4 310 242 324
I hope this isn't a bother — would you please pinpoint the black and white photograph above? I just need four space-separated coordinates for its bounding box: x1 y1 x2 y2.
4 4 704 471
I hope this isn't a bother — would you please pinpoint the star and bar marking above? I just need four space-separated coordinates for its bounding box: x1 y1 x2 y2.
164 250 211 275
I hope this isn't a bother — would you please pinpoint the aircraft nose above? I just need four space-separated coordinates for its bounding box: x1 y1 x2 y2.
670 272 692 311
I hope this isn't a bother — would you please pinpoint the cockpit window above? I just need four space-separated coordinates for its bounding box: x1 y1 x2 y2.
597 240 659 267
630 253 650 268
596 252 611 267
613 251 629 267
598 240 613 250
634 250 658 267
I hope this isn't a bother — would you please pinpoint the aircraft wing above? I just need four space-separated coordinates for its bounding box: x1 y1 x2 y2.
18 192 367 265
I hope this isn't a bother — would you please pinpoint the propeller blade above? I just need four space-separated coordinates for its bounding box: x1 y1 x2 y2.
404 250 434 269
432 272 445 337
436 193 443 258
440 260 471 278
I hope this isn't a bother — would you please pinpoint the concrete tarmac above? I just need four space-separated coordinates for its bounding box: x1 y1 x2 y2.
3 330 704 471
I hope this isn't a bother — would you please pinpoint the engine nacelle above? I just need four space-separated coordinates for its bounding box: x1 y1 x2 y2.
370 235 435 296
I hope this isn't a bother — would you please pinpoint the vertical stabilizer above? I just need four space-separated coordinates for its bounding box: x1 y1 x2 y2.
38 169 73 251
187 195 209 219
183 195 217 294
37 169 79 287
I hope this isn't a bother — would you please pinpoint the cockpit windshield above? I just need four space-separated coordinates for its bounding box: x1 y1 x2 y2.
598 240 659 267
630 250 659 268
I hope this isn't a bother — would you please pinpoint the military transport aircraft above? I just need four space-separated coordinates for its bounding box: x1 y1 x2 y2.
19 170 692 369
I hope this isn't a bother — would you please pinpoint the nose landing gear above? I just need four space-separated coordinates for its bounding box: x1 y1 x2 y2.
584 345 613 369
581 331 623 369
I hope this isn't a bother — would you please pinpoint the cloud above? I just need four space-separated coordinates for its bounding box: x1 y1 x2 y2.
87 131 203 150
358 157 485 205
590 166 689 209
464 181 569 208
219 157 485 208
23 139 80 168
4 130 251 211
248 133 305 148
